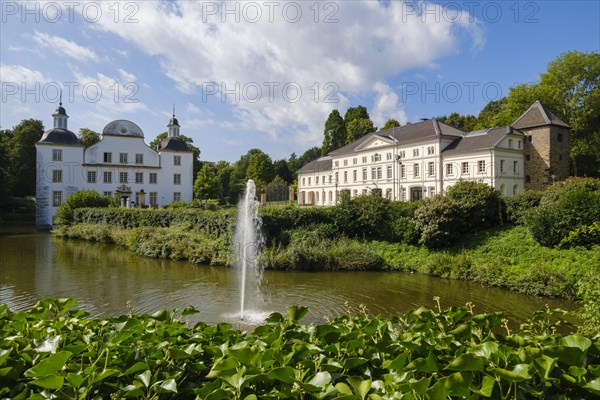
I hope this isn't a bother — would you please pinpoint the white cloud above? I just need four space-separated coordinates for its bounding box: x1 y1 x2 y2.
371 82 408 127
117 68 136 82
86 0 484 147
0 64 50 83
32 31 99 62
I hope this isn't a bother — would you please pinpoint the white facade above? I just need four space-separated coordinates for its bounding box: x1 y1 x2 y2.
298 120 526 206
35 105 194 228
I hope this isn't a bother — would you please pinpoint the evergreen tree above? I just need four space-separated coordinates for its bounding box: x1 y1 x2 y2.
322 109 346 155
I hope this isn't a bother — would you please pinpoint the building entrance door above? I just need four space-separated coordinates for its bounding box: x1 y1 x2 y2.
411 187 422 202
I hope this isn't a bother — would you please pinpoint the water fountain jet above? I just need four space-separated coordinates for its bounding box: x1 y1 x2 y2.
233 180 263 321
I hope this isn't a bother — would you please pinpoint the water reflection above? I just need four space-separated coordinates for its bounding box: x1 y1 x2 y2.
0 226 576 327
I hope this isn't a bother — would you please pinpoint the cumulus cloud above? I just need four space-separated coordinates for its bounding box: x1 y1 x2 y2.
0 64 50 83
83 0 484 146
33 31 99 62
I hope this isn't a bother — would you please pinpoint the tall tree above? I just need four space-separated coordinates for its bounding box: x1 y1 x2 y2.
273 159 293 184
229 149 266 201
215 161 234 203
436 113 478 132
193 162 220 201
78 128 101 149
8 119 44 197
0 129 13 205
346 118 375 143
380 119 400 131
246 151 274 191
343 105 370 125
150 132 202 177
322 109 346 155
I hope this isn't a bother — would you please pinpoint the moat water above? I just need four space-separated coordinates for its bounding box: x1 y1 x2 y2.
0 225 576 326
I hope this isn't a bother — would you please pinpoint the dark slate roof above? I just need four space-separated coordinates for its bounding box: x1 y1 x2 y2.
442 126 524 155
158 137 192 152
37 128 82 146
169 116 180 126
512 100 570 129
328 119 465 157
297 156 332 173
53 105 67 116
102 120 145 138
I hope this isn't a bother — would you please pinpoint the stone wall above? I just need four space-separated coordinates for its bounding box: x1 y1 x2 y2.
523 125 570 191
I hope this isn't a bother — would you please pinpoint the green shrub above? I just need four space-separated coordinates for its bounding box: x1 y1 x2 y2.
505 190 543 224
557 221 600 249
54 190 110 226
525 182 600 247
414 181 505 249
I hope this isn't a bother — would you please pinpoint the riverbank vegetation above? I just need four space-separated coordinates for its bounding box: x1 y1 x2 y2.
1 298 598 399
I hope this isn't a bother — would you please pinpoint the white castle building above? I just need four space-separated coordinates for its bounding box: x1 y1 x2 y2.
35 102 194 228
297 101 570 206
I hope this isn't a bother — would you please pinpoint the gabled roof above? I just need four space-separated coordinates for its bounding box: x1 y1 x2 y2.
37 128 82 146
442 126 524 156
328 119 465 157
297 156 332 173
512 100 570 129
158 137 192 152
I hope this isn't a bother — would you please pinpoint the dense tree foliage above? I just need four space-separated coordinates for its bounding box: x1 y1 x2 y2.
435 112 478 132
380 118 400 131
77 128 101 149
346 118 376 144
321 109 346 155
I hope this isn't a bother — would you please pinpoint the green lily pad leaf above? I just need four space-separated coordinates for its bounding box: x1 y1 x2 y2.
584 378 600 395
34 335 61 353
534 355 557 380
207 357 240 378
471 375 495 397
347 376 371 400
287 306 309 323
150 309 170 321
124 362 150 376
156 378 178 393
30 374 64 390
137 370 152 387
410 376 430 395
382 353 407 371
490 364 531 382
181 305 200 316
266 367 295 384
309 371 332 388
561 335 592 352
92 368 120 384
265 312 284 324
344 357 368 370
470 342 499 359
335 382 353 395
66 372 84 388
446 353 484 371
25 351 72 377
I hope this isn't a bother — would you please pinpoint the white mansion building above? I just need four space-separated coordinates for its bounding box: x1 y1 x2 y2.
298 101 571 205
35 103 194 228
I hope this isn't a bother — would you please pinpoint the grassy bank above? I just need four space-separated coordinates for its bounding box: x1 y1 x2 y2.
55 223 599 302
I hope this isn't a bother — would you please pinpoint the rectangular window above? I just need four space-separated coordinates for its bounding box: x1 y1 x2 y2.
103 171 112 184
316 176 319 185
135 153 144 164
429 187 435 197
413 148 419 157
174 174 181 185
427 146 435 155
173 192 181 202
362 168 367 180
103 191 112 197
308 177 311 185
353 158 357 165
500 159 505 172
343 159 348 166
518 140 522 149
150 192 157 206
334 161 339 167
428 162 435 176
528 135 533 143
446 163 453 176
413 163 420 178
52 149 62 161
119 153 128 164
401 164 406 178
526 154 531 161
478 160 486 173
343 171 348 183
371 167 376 180
399 150 406 159
513 161 518 173
329 175 332 184
104 152 112 163
362 156 367 163
302 177 305 186
526 175 531 183
135 172 143 184
386 152 392 160
353 170 357 182
87 171 97 183
174 155 181 166
119 172 128 183
146 172 155 184
558 133 563 142
508 139 513 148
335 172 338 183
387 165 392 178
462 162 469 174
52 169 62 183
52 191 62 207
401 187 407 201
377 167 382 180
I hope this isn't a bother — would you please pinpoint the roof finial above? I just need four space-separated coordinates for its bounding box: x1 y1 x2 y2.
59 89 63 106
172 103 175 118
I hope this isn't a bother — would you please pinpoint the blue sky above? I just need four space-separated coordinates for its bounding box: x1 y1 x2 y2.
1 1 598 162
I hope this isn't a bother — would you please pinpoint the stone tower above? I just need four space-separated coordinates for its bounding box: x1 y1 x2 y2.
512 101 571 191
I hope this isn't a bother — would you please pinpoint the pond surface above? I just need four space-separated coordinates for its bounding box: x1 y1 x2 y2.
0 225 575 326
